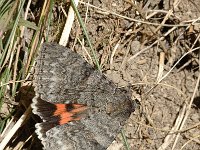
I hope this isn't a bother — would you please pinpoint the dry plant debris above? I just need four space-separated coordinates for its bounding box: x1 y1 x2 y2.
0 0 199 149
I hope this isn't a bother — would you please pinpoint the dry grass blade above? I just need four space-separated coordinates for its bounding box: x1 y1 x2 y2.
0 0 200 149
59 0 79 46
79 1 200 27
0 0 54 149
157 52 165 81
158 104 187 150
0 1 27 144
171 62 200 150
0 107 31 150
71 0 101 70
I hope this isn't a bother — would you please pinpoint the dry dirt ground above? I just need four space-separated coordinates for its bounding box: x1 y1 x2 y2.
5 0 200 149
66 0 200 149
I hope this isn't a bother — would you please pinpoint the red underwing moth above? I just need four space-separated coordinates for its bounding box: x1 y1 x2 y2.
32 43 134 150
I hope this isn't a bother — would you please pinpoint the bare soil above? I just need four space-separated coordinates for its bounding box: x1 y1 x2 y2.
66 0 200 149
4 0 200 149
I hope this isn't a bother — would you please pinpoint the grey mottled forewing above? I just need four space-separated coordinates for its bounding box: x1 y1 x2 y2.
32 43 134 150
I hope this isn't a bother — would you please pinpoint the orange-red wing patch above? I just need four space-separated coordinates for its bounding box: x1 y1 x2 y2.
53 104 66 116
54 103 87 116
33 98 88 127
58 105 87 125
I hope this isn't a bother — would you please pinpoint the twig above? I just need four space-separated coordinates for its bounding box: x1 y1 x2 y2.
157 52 165 81
128 26 177 62
133 119 200 134
79 1 200 27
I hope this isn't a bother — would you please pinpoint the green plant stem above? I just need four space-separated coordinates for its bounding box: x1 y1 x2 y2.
70 0 101 71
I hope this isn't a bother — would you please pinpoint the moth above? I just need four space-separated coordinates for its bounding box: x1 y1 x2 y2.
32 43 134 150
